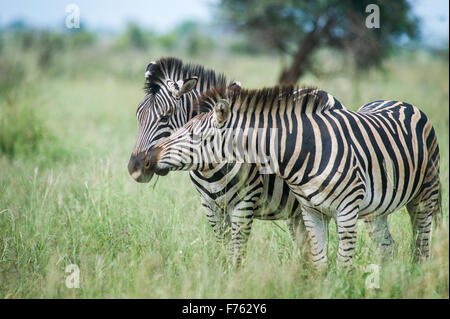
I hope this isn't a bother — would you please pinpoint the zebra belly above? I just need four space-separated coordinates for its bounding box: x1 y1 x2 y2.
353 111 428 219
189 164 301 220
253 175 302 220
357 173 424 219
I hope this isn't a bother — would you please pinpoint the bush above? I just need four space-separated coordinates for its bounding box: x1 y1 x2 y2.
0 100 47 158
186 33 215 56
67 30 96 49
36 32 66 71
0 60 46 159
115 23 152 50
158 32 178 51
0 59 24 96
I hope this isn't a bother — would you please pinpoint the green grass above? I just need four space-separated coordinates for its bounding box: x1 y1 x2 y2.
0 47 448 298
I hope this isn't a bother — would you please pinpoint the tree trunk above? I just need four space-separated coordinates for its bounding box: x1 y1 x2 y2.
278 19 333 85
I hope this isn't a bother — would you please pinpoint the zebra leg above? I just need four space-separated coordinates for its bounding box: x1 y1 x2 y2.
364 215 394 260
229 205 254 266
407 202 432 261
406 152 441 261
406 193 439 261
202 202 231 246
301 209 329 268
336 207 359 267
286 213 307 255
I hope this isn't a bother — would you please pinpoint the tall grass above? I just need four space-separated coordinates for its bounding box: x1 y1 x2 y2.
0 44 448 298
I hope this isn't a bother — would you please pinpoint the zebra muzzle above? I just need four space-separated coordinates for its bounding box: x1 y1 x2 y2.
146 147 169 176
128 152 154 183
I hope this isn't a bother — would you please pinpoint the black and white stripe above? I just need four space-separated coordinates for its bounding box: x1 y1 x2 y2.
129 58 307 264
152 85 441 266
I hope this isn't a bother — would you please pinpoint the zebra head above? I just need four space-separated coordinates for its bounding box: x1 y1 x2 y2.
128 58 238 183
128 60 199 183
147 86 237 175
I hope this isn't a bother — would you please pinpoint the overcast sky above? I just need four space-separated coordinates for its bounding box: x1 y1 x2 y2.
0 0 448 46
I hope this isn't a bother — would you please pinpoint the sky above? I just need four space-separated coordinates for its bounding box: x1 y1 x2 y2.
0 0 448 46
0 0 215 32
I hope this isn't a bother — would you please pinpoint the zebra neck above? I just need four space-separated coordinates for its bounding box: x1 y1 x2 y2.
188 90 212 119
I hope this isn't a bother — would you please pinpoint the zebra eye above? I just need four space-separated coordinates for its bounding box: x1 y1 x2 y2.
160 115 170 122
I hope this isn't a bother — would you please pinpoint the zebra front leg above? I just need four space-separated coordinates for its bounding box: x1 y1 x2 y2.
364 215 394 260
229 206 254 266
302 209 330 268
201 201 231 247
336 207 359 268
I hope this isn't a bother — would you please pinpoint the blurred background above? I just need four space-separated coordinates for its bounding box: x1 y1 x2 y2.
0 0 448 160
0 0 448 298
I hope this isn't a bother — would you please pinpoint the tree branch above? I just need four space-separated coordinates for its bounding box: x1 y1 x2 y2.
278 16 335 84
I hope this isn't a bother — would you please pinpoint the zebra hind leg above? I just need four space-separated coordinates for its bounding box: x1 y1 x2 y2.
336 207 359 268
406 143 441 261
364 215 394 261
407 202 432 262
406 183 440 262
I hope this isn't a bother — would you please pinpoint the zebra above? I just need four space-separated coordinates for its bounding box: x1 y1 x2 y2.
146 85 441 267
128 58 308 264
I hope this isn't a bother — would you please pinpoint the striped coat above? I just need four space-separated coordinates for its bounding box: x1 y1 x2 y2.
128 58 306 264
149 85 441 266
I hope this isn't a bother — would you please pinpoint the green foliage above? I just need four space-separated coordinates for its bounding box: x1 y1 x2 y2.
115 22 152 50
5 30 66 70
227 37 265 55
0 61 46 158
10 28 95 52
186 33 215 56
66 29 96 49
0 31 447 298
0 97 47 159
0 52 69 161
219 0 420 81
36 32 66 70
0 59 24 96
174 20 201 36
169 21 216 55
157 32 179 51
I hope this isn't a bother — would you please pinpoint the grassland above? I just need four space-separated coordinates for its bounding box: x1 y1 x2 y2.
0 45 448 298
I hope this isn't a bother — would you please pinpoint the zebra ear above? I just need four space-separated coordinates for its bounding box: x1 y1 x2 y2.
214 99 230 126
228 81 241 91
179 76 198 95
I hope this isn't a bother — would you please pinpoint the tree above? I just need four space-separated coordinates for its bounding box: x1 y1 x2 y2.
219 0 419 84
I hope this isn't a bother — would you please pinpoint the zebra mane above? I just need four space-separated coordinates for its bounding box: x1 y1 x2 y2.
143 57 227 95
195 85 344 114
